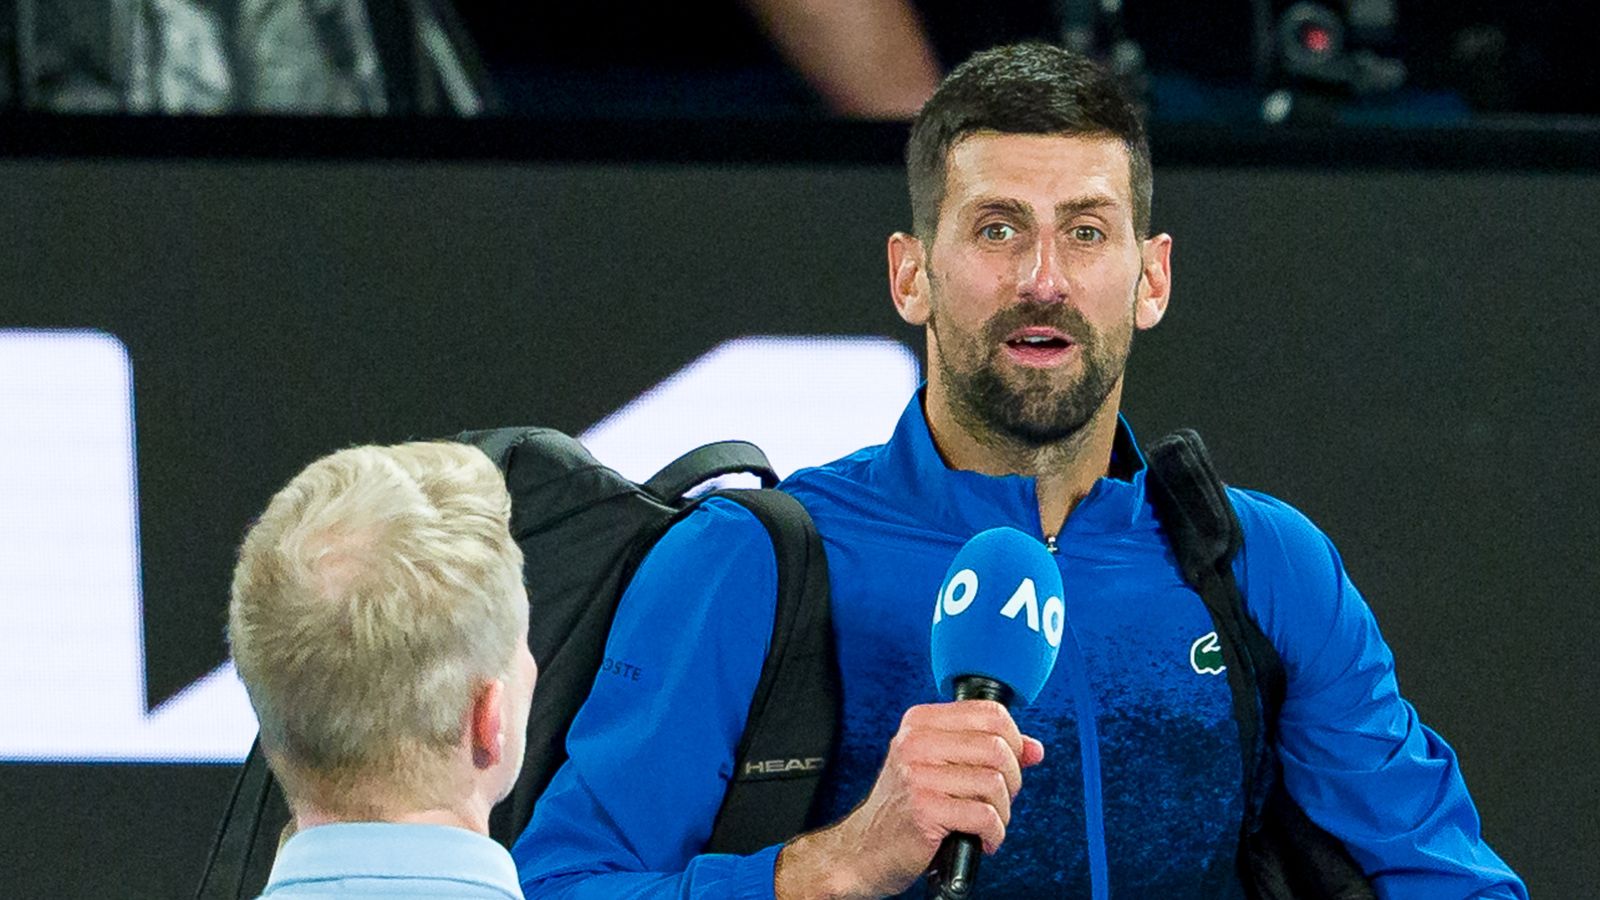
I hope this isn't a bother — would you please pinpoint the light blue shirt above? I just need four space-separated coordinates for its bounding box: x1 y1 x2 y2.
261 822 524 898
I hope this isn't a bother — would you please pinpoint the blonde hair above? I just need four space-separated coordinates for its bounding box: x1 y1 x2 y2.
228 441 526 812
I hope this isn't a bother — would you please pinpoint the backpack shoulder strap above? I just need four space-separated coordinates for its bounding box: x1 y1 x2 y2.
700 488 840 854
643 441 780 502
1147 431 1376 899
1143 429 1283 823
193 736 289 899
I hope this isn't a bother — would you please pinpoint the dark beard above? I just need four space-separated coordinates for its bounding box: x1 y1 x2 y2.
933 301 1131 448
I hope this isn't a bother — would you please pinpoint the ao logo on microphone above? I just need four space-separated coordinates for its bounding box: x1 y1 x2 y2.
933 568 1066 649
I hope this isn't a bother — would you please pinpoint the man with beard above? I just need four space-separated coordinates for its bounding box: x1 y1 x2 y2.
512 43 1525 899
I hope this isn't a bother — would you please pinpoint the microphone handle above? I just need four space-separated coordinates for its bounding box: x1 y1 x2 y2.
926 675 1014 900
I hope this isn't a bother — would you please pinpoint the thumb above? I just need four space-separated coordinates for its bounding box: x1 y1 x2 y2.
1019 735 1045 768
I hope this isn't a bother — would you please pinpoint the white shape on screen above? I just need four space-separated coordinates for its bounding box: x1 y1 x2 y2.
0 331 920 763
0 331 257 762
578 336 919 482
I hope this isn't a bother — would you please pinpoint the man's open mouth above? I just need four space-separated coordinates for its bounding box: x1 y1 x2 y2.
1002 327 1076 362
1006 334 1072 349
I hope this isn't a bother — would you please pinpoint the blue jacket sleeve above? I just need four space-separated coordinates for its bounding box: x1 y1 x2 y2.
511 497 783 900
1231 489 1526 900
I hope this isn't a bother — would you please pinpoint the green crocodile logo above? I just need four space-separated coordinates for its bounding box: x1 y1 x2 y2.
1190 631 1227 675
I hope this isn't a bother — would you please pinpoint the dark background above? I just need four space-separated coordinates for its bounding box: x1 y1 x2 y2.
456 0 1600 118
1 120 1596 897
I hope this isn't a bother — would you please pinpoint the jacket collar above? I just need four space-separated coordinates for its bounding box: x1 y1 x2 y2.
868 391 1152 539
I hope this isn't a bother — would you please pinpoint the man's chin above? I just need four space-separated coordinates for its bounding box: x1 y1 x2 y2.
978 393 1088 445
987 368 1122 441
995 414 1091 447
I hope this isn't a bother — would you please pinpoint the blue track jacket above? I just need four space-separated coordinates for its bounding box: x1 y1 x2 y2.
513 397 1525 899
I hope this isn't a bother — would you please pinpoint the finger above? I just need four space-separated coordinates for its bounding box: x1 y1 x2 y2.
915 792 1008 855
1019 735 1046 768
957 700 1026 761
901 700 1026 758
894 730 1024 796
905 762 1013 825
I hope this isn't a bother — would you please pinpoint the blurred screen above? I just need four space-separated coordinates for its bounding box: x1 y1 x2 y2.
0 329 917 764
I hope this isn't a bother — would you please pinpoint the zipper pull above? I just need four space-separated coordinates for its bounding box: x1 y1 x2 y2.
1045 534 1059 554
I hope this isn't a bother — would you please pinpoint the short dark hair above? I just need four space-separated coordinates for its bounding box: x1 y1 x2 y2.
906 43 1152 241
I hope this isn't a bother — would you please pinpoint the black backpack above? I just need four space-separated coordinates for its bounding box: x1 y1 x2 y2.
195 427 839 899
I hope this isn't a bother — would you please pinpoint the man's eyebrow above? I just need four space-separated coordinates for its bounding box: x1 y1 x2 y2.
966 197 1034 225
1056 194 1123 218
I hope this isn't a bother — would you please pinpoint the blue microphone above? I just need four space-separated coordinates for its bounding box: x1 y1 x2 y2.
926 527 1065 899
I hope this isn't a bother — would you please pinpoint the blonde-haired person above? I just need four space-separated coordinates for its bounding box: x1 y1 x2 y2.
230 441 535 899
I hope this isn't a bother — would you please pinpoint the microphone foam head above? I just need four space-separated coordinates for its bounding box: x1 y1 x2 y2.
930 527 1065 706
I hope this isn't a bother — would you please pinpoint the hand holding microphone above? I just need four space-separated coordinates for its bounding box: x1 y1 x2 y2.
774 528 1061 900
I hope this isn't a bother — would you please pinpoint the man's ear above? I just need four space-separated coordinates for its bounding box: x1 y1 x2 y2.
888 232 931 326
1135 233 1173 331
469 678 506 770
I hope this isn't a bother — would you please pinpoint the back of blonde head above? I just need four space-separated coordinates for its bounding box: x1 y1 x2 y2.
228 441 526 813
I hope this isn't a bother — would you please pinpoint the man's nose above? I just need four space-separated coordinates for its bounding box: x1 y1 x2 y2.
1019 236 1068 303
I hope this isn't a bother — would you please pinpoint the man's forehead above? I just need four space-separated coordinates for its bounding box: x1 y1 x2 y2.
941 131 1133 214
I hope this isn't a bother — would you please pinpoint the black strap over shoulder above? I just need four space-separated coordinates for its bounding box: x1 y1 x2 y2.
194 737 287 900
1145 429 1276 816
644 441 780 502
698 488 840 854
1145 428 1374 900
1143 430 1243 586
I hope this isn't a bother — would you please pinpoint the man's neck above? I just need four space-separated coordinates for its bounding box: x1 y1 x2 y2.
291 793 493 837
295 808 485 832
924 387 1123 537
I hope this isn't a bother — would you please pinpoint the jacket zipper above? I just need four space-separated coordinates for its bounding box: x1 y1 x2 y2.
1046 529 1106 898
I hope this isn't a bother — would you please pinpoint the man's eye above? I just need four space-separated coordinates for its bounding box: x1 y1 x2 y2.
979 223 1016 242
1072 225 1106 242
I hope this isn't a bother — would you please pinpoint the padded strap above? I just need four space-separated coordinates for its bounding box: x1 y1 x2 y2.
1148 431 1373 899
193 736 284 899
643 441 779 502
1144 430 1242 584
701 488 839 854
1145 430 1277 825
